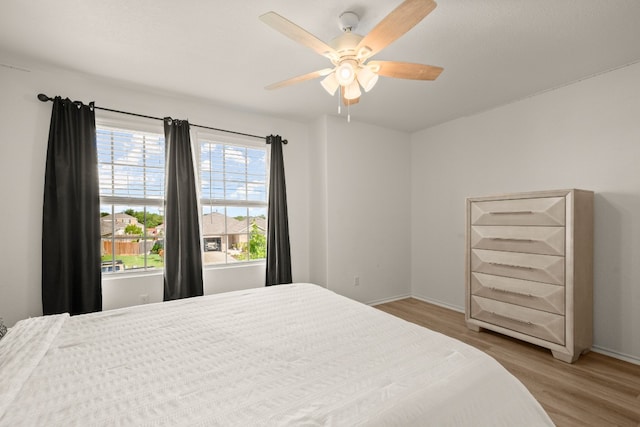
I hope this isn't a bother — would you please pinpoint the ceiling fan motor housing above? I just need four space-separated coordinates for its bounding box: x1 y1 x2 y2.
338 11 359 32
329 32 364 63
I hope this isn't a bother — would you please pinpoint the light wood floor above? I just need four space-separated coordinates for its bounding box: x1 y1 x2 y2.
374 298 640 427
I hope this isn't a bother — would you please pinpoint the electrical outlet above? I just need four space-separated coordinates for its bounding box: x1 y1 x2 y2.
354 276 360 286
140 294 149 304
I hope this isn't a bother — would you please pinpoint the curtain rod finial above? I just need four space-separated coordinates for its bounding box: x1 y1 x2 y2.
37 93 51 102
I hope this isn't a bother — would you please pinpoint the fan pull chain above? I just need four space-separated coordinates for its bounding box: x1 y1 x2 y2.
337 86 351 123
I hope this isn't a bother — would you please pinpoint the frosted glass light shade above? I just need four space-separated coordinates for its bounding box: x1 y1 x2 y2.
343 80 361 100
321 72 339 96
336 62 356 86
357 66 379 92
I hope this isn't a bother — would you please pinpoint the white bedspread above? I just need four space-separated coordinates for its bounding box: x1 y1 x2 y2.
0 283 553 426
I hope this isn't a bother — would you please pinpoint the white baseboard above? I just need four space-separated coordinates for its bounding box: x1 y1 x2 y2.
591 345 640 366
366 293 411 307
398 294 640 366
410 294 465 313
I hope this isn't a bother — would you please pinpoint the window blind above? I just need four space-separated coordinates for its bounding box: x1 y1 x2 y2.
200 141 267 206
97 127 165 206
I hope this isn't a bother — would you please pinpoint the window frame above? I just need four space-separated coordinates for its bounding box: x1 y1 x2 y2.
195 129 270 268
96 113 167 276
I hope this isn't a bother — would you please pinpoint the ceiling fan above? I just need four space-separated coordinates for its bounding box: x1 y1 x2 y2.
260 0 443 107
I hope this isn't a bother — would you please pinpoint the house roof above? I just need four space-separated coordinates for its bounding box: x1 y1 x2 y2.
99 212 263 237
202 213 265 236
100 213 139 237
102 213 138 221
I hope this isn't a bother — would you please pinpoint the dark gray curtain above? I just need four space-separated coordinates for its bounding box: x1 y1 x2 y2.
42 97 102 315
266 135 292 286
163 118 203 300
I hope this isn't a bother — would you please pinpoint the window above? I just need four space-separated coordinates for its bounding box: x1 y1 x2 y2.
199 135 268 265
97 124 165 273
97 120 268 274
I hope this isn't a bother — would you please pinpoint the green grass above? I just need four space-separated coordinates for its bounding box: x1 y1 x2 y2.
102 254 164 270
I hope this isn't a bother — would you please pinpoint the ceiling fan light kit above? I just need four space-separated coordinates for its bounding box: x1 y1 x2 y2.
344 80 362 100
260 0 443 120
357 66 379 92
320 73 340 96
336 61 356 86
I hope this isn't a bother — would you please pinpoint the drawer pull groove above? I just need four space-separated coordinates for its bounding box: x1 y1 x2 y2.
488 262 534 270
490 312 533 326
489 287 533 298
488 237 534 243
488 210 533 215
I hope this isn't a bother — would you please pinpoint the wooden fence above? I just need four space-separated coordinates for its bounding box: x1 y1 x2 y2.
102 241 153 255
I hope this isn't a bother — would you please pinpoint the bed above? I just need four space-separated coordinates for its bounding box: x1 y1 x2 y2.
0 283 553 426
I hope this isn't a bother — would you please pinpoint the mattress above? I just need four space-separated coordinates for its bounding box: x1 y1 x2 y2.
0 283 554 426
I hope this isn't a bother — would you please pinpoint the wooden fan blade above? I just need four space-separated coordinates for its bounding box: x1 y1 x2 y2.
369 61 443 80
357 0 437 59
265 68 334 90
260 12 336 58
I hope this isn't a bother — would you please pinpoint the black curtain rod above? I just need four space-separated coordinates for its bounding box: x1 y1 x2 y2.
37 93 287 143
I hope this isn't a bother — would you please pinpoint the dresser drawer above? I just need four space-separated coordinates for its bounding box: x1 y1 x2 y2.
471 272 565 315
471 295 565 345
471 249 564 285
471 197 565 226
471 225 565 256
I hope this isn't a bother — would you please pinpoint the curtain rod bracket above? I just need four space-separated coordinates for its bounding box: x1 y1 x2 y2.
266 135 288 145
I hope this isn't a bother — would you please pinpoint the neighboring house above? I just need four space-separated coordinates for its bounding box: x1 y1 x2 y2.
201 213 265 252
239 217 266 235
154 223 165 236
100 213 140 237
100 213 158 257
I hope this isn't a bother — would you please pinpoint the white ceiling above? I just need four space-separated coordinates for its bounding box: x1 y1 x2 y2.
2 0 640 132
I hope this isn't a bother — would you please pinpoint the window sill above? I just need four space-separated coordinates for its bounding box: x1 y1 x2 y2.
102 260 266 279
102 269 163 281
203 260 266 271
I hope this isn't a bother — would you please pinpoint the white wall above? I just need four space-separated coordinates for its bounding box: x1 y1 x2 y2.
310 115 412 304
0 52 310 325
101 265 268 311
411 62 640 362
308 116 329 287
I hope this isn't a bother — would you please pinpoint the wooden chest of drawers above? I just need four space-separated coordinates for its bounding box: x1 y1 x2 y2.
465 189 593 363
